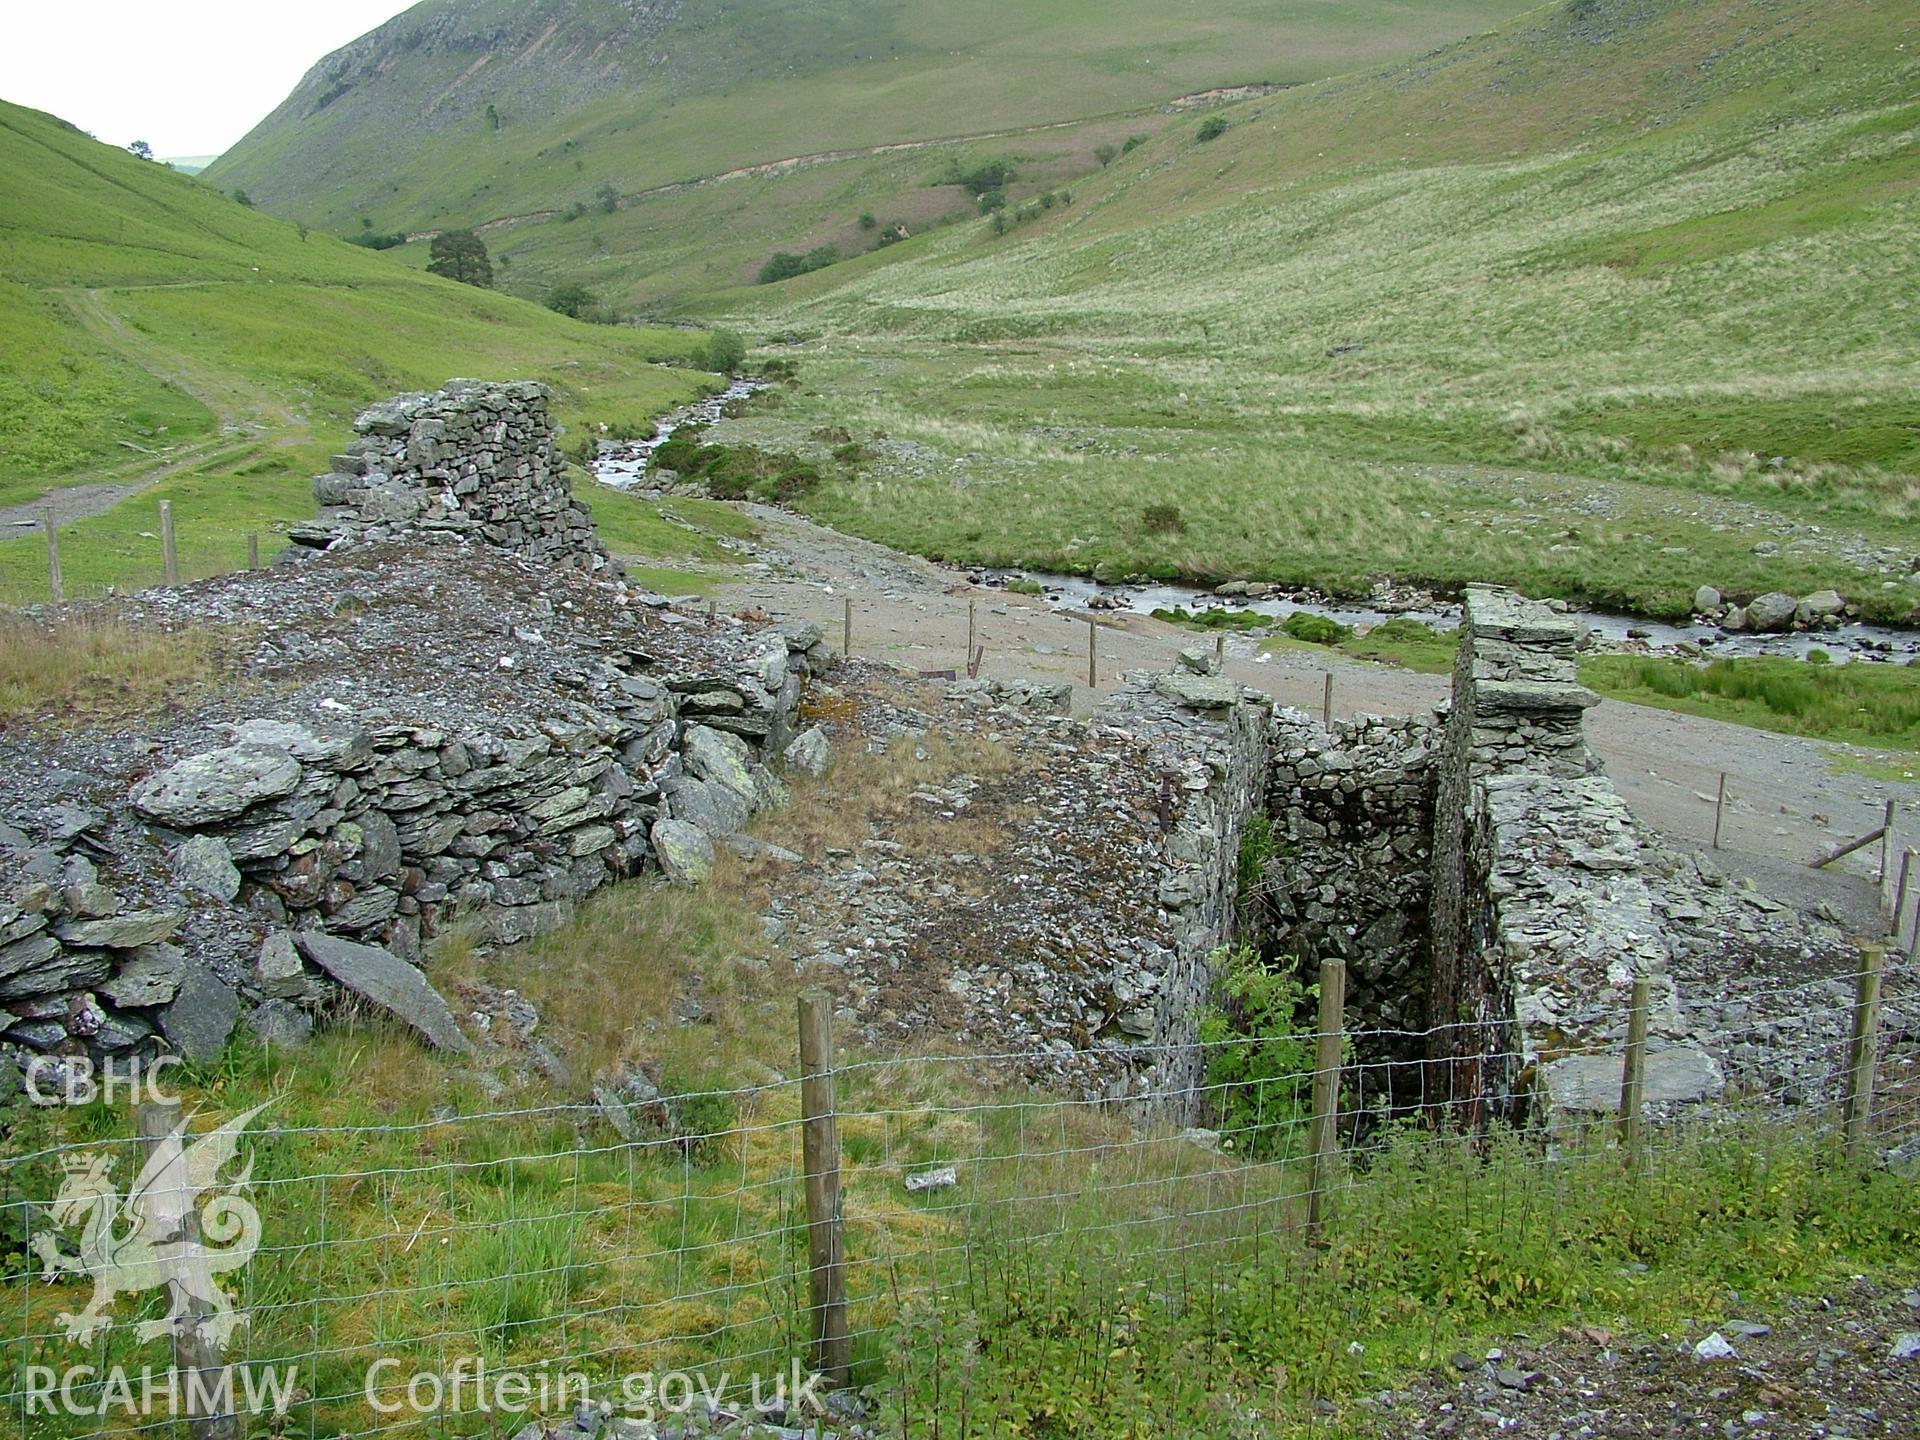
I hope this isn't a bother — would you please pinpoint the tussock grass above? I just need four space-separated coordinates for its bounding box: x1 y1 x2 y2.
0 615 229 725
1581 653 1920 750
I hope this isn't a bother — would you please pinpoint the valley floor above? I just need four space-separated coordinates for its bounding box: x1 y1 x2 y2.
695 501 1919 881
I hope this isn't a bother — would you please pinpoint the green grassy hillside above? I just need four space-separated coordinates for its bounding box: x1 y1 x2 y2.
206 0 1536 307
709 0 1920 620
0 99 730 599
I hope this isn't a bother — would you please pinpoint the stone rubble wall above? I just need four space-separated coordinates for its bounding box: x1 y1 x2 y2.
291 380 613 571
1095 669 1272 1117
1261 709 1439 1040
1 619 828 1064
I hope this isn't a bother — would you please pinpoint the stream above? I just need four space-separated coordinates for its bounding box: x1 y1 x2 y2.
1009 573 1920 665
593 382 1919 666
591 378 765 491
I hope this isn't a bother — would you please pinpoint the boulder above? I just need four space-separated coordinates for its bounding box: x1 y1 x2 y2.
1692 585 1722 615
650 819 715 886
158 963 240 1061
781 726 832 779
1153 671 1240 711
294 932 472 1053
1744 592 1799 633
131 746 303 827
247 1000 314 1049
255 931 319 1001
1177 647 1219 676
1798 589 1844 620
173 835 242 903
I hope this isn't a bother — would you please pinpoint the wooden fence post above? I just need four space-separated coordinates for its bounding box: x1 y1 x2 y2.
1086 617 1097 688
1619 977 1651 1165
1712 773 1728 850
1843 945 1885 1157
43 511 62 602
137 1099 237 1440
1322 672 1334 728
843 596 853 659
798 993 850 1387
245 532 260 571
967 599 977 673
159 500 179 586
1305 958 1346 1236
1214 633 1225 668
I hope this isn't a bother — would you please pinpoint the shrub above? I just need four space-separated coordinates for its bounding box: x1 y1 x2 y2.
1005 577 1044 596
1199 944 1315 1156
1282 612 1351 646
757 245 840 285
1197 115 1229 142
1142 503 1184 534
1094 143 1118 166
1122 134 1147 154
543 281 599 320
858 211 877 231
347 231 407 250
661 1077 738 1162
694 328 747 375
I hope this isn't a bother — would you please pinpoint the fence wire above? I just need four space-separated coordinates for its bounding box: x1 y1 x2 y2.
0 960 1911 1439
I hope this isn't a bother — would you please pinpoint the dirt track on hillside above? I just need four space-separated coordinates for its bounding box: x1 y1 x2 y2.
706 505 1919 898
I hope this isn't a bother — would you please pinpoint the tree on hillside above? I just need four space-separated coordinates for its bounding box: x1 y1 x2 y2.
127 140 154 161
1094 143 1117 167
427 229 493 288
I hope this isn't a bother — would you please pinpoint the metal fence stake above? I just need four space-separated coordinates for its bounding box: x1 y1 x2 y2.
159 499 179 586
1087 616 1097 688
1322 672 1334 728
798 993 850 1387
1894 849 1915 949
1881 800 1899 894
843 596 853 659
43 511 62 602
1843 946 1885 1157
967 599 977 673
1619 977 1651 1165
1306 957 1346 1237
1713 773 1728 850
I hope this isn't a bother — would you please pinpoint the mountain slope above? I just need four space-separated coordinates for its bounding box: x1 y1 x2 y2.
708 0 1920 619
206 0 1537 239
0 99 719 596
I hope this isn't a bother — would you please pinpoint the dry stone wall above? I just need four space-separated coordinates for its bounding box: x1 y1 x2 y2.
0 373 838 1074
290 380 613 571
1260 710 1438 1044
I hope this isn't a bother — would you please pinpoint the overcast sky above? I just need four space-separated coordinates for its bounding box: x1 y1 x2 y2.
0 1 412 158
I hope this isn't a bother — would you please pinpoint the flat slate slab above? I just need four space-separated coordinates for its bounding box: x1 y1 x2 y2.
1543 1046 1726 1113
294 932 471 1053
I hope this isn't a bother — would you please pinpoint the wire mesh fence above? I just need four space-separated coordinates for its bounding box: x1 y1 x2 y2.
0 955 1910 1439
1 501 270 609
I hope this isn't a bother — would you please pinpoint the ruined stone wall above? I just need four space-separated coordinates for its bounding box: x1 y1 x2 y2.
291 380 613 571
1097 669 1273 1116
1261 710 1438 1037
1425 587 1602 1117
